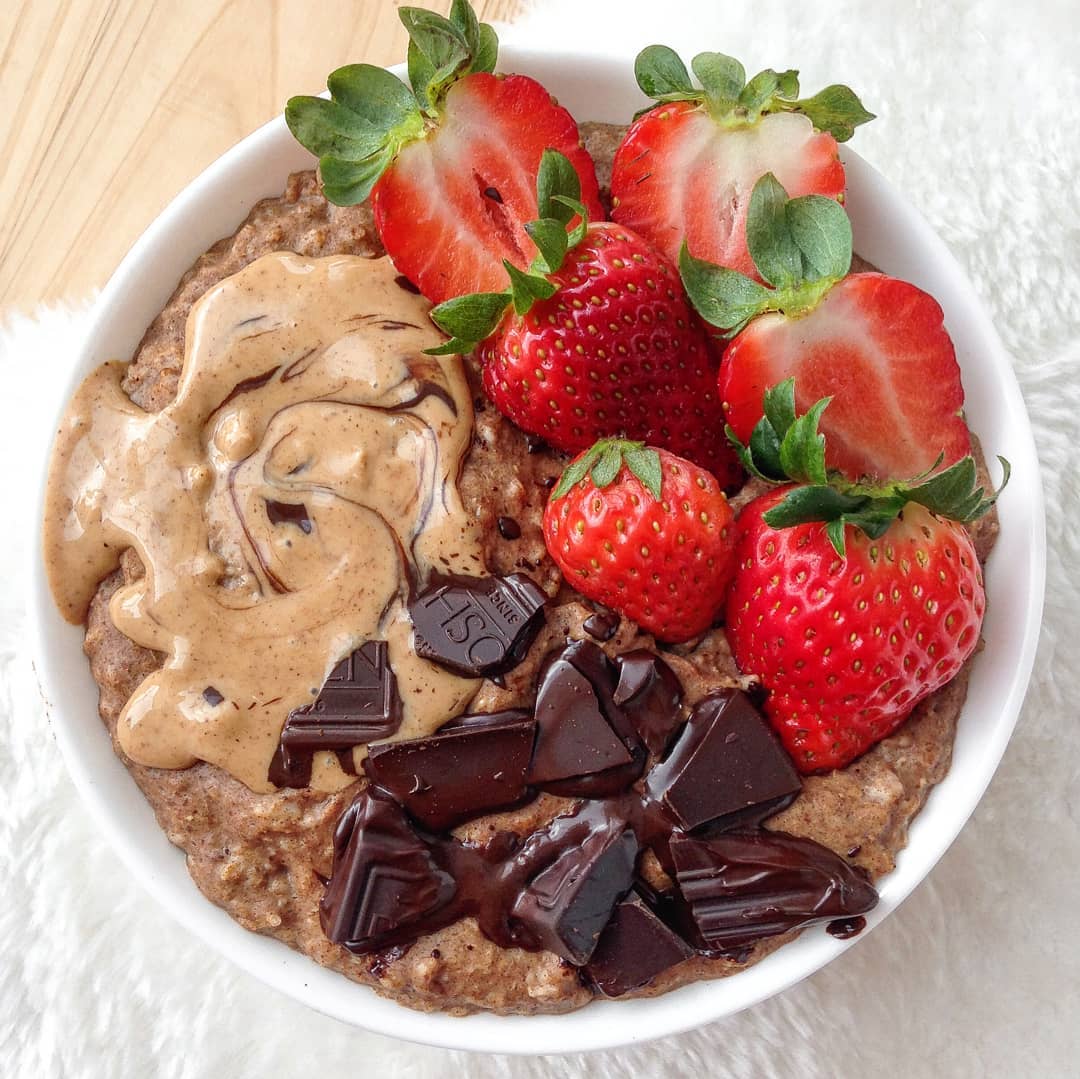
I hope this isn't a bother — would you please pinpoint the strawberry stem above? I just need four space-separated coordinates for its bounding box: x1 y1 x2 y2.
731 379 1010 556
552 439 663 500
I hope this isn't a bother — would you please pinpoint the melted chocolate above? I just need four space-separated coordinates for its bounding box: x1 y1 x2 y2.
409 573 547 678
320 645 878 975
264 499 313 534
671 832 878 950
496 516 522 540
826 915 868 939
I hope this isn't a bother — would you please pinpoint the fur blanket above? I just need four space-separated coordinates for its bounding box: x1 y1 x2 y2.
2 1 1078 1074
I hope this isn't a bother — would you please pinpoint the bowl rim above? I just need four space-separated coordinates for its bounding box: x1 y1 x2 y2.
28 45 1046 1055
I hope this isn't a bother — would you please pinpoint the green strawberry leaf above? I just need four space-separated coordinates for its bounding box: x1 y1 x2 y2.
401 7 471 109
746 174 803 289
427 290 510 354
691 51 746 111
797 84 876 142
537 148 583 226
505 261 558 314
762 377 798 440
526 218 570 274
679 243 772 337
318 148 395 205
283 98 387 161
326 64 420 128
473 23 499 74
763 485 867 529
635 44 697 99
623 445 663 499
552 440 663 500
778 397 830 485
448 0 481 55
785 193 853 282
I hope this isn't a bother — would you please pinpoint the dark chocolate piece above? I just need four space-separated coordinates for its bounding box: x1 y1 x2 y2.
202 686 224 707
365 710 536 831
670 831 879 951
496 516 521 540
320 789 456 950
265 499 313 534
511 813 639 965
270 640 402 788
528 640 646 795
409 573 546 678
826 915 867 939
529 656 632 783
583 609 620 642
647 690 800 832
585 888 694 997
394 274 421 294
613 651 684 756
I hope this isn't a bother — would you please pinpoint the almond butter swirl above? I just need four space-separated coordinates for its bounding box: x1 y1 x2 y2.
43 253 486 792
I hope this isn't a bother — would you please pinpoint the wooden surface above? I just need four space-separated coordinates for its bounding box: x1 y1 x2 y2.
0 0 528 315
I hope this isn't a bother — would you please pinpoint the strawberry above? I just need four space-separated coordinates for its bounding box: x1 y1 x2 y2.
286 0 602 305
541 439 737 643
723 382 1007 773
610 47 872 279
682 173 971 482
428 150 743 486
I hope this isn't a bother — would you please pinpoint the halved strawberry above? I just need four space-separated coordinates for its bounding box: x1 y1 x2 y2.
611 47 872 280
286 1 602 305
682 175 970 482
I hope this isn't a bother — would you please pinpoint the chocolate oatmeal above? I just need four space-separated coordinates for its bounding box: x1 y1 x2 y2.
43 121 998 1016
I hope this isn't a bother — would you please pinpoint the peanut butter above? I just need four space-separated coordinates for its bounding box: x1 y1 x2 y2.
44 253 484 792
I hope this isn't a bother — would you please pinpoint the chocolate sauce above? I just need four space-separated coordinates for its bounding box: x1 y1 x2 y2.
264 499 313 534
826 915 868 939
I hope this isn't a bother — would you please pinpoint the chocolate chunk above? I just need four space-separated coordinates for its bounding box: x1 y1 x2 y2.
394 274 421 294
365 710 537 831
202 686 224 707
524 432 547 454
528 640 645 794
321 789 456 951
583 609 620 642
496 515 521 540
265 498 312 534
647 691 800 832
670 832 878 951
270 640 402 788
585 889 694 997
613 651 684 756
409 573 546 678
511 812 639 965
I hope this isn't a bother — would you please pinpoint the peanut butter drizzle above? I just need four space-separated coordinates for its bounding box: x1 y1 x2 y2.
44 253 486 793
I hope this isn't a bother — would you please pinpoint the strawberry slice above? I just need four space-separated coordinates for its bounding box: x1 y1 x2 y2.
373 73 603 304
681 174 970 483
611 47 872 280
721 274 970 480
285 1 602 305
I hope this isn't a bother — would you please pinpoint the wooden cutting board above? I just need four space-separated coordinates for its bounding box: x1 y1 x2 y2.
0 0 526 315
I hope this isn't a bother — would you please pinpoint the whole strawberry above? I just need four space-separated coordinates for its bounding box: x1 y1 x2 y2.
286 0 603 304
429 150 742 486
724 382 1007 773
682 173 970 482
542 439 737 642
611 46 873 279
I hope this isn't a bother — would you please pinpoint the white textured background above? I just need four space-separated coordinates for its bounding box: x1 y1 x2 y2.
3 1 1079 1075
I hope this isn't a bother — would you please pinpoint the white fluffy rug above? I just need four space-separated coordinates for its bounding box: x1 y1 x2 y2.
3 1 1079 1075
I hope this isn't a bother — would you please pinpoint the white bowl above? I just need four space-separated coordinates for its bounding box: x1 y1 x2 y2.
29 46 1045 1055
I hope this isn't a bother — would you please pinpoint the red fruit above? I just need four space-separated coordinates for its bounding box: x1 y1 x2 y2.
726 489 985 773
374 73 603 304
612 103 844 280
481 222 742 486
543 441 737 642
721 274 971 482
